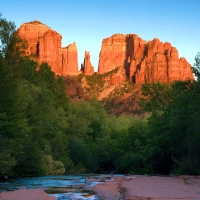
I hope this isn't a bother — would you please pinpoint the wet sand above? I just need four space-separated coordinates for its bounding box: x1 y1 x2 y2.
92 175 200 200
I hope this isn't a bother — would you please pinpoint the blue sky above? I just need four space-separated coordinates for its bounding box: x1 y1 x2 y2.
1 0 199 71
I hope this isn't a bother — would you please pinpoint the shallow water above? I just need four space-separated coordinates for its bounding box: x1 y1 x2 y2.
0 175 101 199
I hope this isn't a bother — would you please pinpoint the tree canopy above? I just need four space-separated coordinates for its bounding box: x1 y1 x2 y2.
1 13 200 176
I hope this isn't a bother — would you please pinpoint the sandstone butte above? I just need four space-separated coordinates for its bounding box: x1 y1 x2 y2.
18 21 194 84
98 34 194 84
18 20 93 76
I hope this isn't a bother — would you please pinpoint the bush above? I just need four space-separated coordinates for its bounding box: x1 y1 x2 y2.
44 155 65 175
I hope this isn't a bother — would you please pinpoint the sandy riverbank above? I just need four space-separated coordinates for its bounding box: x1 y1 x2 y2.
92 175 200 200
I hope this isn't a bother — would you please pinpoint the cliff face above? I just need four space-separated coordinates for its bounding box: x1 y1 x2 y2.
98 34 194 83
18 20 79 76
62 42 79 76
18 20 50 55
38 29 62 74
19 21 193 83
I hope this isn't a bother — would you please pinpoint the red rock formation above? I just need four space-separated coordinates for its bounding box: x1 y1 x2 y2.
18 20 79 76
98 34 127 74
38 29 62 74
63 76 84 98
18 20 50 56
98 34 194 84
62 42 78 76
82 51 94 75
109 67 127 85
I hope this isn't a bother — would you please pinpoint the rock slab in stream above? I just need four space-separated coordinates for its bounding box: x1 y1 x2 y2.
0 188 56 200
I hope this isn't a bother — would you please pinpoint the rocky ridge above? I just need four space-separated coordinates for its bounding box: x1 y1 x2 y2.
18 21 194 115
98 34 194 84
18 21 194 84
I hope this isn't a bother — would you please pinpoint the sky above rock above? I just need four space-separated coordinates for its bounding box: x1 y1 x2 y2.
1 0 199 71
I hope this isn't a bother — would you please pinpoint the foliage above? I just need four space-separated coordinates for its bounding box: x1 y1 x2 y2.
75 68 120 97
137 60 200 174
44 155 65 175
1 13 200 176
192 52 200 80
0 13 16 56
0 14 70 176
139 82 172 112
0 136 16 175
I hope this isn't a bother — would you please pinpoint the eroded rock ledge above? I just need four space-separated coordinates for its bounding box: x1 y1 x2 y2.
92 175 200 200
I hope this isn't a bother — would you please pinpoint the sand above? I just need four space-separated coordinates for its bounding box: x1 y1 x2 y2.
92 175 200 200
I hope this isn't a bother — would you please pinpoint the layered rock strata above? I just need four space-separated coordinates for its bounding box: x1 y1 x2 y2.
98 34 194 83
18 20 79 76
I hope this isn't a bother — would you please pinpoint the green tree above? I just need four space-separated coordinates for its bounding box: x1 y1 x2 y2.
138 62 200 174
139 82 172 113
0 13 16 56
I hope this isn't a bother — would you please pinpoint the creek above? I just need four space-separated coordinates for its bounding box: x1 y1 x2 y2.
0 175 102 199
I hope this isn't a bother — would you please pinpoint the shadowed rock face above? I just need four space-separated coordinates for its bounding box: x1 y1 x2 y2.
98 34 194 83
18 20 79 76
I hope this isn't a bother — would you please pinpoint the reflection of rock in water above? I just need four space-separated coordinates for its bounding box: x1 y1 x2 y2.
86 174 114 184
52 192 99 200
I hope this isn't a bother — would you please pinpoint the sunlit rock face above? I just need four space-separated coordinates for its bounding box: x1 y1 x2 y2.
38 29 63 74
62 42 79 76
98 34 127 74
19 21 193 82
82 51 94 76
18 20 50 55
98 34 194 83
18 20 79 76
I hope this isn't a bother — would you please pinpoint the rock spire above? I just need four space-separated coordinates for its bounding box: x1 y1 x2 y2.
82 51 94 76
